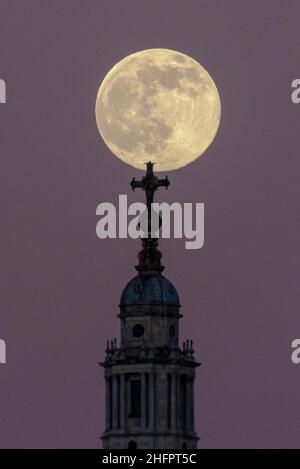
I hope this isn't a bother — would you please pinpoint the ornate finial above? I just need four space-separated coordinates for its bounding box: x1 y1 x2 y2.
131 162 170 272
131 162 169 214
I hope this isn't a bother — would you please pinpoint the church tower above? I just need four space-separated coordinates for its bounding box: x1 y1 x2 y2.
101 163 199 449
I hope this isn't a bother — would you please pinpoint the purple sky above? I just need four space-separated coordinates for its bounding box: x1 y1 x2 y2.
0 0 300 448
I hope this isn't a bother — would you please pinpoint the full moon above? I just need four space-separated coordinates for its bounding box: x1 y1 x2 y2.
95 49 221 171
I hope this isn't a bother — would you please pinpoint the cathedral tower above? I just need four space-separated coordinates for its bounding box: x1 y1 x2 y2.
101 163 199 449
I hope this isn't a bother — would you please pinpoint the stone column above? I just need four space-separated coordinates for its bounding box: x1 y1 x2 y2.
171 373 177 431
191 377 195 431
186 378 191 431
149 372 155 430
157 371 167 431
105 376 111 431
141 372 146 429
120 373 126 431
176 374 181 429
112 374 119 430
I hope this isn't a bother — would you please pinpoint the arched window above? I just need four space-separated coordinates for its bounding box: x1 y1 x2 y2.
128 440 138 449
130 379 141 418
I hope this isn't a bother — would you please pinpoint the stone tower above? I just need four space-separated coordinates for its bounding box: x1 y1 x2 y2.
101 163 199 449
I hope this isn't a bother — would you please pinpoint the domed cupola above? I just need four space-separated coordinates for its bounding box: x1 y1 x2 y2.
120 272 180 307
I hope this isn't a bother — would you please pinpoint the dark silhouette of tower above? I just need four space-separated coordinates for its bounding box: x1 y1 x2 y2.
101 163 199 449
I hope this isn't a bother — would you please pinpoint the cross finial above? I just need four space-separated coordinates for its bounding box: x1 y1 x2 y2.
130 162 170 272
130 161 169 212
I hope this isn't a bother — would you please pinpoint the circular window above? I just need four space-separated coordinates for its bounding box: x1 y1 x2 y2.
134 281 143 293
169 325 175 338
132 324 145 338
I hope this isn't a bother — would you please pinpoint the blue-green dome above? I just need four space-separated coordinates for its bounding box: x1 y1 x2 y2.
120 273 180 307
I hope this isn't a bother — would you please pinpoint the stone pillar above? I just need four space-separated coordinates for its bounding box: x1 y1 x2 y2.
186 378 191 431
112 374 119 430
176 374 181 429
171 373 177 431
120 373 126 431
105 376 111 431
149 372 155 430
191 377 195 431
157 370 168 431
141 372 146 429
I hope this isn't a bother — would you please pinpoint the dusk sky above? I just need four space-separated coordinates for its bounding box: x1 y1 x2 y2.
0 0 300 448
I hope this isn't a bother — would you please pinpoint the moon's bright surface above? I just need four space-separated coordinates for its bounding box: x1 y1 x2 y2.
95 49 221 171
